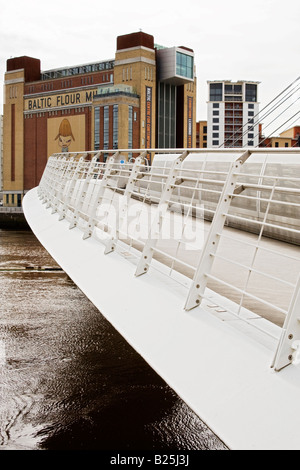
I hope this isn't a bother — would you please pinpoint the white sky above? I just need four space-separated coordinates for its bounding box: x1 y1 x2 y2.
1 0 299 136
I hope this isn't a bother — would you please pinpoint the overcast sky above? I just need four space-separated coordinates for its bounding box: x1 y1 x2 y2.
1 0 299 136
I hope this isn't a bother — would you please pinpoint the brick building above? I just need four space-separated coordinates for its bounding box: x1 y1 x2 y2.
279 126 300 145
196 120 207 148
3 31 197 207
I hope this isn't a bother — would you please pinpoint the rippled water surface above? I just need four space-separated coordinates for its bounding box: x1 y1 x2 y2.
0 229 227 451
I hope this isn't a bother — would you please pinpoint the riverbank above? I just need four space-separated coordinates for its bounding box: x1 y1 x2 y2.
0 210 30 230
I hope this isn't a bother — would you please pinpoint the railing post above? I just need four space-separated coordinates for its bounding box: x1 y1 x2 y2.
58 156 85 221
184 151 251 311
46 156 69 209
50 156 67 213
104 152 147 254
39 156 61 204
38 157 52 199
51 156 75 214
82 153 118 240
135 151 189 276
272 275 300 371
69 154 100 229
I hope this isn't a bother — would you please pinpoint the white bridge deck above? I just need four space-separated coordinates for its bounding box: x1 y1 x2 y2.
23 148 300 450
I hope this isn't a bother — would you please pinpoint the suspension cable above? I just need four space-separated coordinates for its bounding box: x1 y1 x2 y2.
218 76 300 148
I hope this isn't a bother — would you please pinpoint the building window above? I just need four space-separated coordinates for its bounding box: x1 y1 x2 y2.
213 110 219 116
213 125 219 130
213 133 219 138
213 103 219 108
176 52 193 79
246 84 257 102
94 107 100 150
225 84 242 94
275 142 279 147
9 86 18 99
248 140 254 146
103 106 109 150
128 106 133 149
157 82 176 148
210 83 222 101
212 140 219 146
113 105 118 150
213 118 219 123
248 103 254 109
248 111 254 117
285 142 289 147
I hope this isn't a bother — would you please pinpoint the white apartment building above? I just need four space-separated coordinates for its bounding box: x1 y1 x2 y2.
207 80 260 148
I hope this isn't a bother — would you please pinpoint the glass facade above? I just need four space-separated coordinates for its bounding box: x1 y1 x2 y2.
94 107 100 150
224 83 243 101
176 52 193 79
103 106 109 150
157 82 176 148
41 60 114 80
246 84 257 102
225 84 242 94
113 105 118 149
210 83 223 101
128 106 133 149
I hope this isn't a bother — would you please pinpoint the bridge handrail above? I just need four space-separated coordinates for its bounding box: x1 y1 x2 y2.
37 147 300 372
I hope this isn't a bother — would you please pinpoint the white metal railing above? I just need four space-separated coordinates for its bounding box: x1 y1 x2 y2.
37 148 300 372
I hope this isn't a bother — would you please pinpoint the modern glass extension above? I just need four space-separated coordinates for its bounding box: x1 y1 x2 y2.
176 52 194 80
157 82 177 148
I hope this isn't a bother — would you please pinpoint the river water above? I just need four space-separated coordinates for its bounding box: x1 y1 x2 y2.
0 229 227 451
